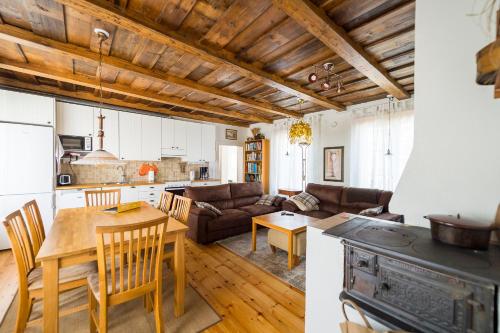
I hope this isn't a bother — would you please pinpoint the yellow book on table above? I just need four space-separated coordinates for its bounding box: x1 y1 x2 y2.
102 201 142 213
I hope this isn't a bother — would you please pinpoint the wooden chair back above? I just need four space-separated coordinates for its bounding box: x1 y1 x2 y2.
157 191 174 214
95 218 168 304
3 211 35 287
85 189 121 207
23 200 46 255
170 196 192 224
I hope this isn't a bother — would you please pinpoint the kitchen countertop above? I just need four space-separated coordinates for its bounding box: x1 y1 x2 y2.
56 181 165 190
190 179 221 183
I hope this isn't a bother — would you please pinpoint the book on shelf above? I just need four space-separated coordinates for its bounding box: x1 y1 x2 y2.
246 151 262 161
246 162 261 174
245 141 262 151
245 173 261 182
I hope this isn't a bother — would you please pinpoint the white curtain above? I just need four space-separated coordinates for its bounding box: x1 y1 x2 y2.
269 114 322 194
350 99 414 191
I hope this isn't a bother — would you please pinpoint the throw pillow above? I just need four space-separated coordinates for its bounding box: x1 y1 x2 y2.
256 194 278 206
195 201 222 215
290 192 320 212
359 206 384 217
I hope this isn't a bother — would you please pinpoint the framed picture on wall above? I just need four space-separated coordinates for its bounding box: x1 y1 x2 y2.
324 146 344 182
225 129 237 140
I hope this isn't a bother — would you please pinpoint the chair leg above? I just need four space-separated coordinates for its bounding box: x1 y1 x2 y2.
88 287 97 333
99 303 107 333
153 288 164 333
144 292 153 313
14 289 30 332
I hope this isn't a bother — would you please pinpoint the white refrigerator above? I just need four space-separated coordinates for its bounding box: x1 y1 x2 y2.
0 122 54 249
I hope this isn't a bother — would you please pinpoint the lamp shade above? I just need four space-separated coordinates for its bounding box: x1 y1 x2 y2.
289 119 312 145
72 149 126 165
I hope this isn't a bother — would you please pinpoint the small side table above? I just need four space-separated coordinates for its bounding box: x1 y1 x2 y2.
278 188 302 197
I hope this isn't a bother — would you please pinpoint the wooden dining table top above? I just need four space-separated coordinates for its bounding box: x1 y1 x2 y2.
36 202 189 262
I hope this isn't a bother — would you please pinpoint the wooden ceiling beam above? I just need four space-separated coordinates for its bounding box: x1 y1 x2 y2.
273 0 410 100
0 58 271 124
0 76 249 127
52 0 345 111
0 24 298 118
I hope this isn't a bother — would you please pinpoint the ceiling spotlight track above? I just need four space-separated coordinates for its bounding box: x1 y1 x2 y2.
308 62 345 93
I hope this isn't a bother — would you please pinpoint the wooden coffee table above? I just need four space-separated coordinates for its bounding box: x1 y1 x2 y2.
252 211 318 270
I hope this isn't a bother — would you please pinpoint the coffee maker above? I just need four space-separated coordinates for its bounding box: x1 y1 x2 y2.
199 166 209 180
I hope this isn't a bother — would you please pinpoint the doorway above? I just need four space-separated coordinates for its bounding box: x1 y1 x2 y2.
219 145 243 184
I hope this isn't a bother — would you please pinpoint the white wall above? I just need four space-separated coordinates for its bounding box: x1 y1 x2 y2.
391 0 500 228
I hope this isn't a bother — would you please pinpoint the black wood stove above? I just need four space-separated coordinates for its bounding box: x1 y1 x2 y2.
323 217 500 333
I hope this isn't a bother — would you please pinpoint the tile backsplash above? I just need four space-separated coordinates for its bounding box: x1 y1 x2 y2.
60 158 208 184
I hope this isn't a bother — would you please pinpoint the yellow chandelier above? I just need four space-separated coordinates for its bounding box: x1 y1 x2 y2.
289 119 312 145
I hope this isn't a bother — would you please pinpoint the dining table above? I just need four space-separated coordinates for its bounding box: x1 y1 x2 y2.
35 201 189 332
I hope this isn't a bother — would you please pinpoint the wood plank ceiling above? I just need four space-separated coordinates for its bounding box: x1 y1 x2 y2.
0 0 415 127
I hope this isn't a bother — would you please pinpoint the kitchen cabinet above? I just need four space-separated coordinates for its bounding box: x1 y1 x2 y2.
201 124 216 162
185 122 202 162
55 187 101 211
119 112 142 161
162 118 186 156
0 89 54 126
56 102 94 136
137 185 163 206
184 122 215 163
141 115 162 161
93 108 119 158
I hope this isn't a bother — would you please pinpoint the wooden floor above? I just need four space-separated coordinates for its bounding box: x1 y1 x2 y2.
186 240 305 333
0 250 17 324
0 241 305 332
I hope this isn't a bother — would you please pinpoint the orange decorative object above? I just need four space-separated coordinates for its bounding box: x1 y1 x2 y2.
138 163 159 176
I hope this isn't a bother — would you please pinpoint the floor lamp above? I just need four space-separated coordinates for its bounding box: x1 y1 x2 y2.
299 142 310 192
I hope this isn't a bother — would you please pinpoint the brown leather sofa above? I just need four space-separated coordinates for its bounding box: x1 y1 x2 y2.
282 183 404 222
184 182 284 244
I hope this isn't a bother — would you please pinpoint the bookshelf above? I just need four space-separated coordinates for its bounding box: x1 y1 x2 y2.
244 139 269 193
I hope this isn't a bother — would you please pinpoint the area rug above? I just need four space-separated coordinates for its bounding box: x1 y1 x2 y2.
217 229 305 291
0 271 220 333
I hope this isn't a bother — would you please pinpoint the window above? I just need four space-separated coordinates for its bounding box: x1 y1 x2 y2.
350 103 414 191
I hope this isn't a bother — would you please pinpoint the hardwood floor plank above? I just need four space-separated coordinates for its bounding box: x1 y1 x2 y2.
185 240 305 333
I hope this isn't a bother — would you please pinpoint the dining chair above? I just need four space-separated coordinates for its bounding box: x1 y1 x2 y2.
169 195 192 224
163 196 192 269
157 191 174 214
23 200 46 256
3 210 95 331
85 189 121 207
88 217 169 333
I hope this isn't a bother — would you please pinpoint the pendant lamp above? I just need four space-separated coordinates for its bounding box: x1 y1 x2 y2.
72 29 125 166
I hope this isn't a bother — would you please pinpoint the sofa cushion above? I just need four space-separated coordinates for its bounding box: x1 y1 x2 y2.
185 184 231 202
290 192 320 211
295 210 333 219
195 201 222 215
233 196 260 208
306 183 343 205
342 187 380 206
238 204 280 217
206 209 251 232
256 194 279 206
230 182 263 199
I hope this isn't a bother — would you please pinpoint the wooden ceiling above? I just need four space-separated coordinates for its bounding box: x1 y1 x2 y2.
0 0 415 127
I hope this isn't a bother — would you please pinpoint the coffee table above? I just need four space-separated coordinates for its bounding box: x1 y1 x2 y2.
252 211 318 270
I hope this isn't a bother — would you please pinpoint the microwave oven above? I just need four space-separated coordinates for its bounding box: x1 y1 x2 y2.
59 135 92 152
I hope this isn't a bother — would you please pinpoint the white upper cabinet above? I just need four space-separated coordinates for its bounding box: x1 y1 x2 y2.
185 122 202 162
201 124 216 162
184 122 215 162
119 112 142 161
56 102 94 136
0 89 54 126
141 115 161 161
162 119 186 156
93 108 119 158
